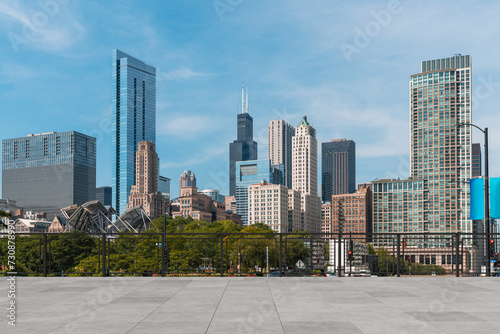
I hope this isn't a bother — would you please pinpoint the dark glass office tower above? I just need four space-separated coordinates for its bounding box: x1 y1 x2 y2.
96 186 112 206
321 139 356 202
2 131 96 219
229 86 257 196
112 49 156 215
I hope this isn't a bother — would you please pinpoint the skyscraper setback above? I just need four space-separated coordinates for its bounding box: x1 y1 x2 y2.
322 139 356 202
268 119 295 189
410 54 472 234
229 86 258 196
112 49 156 215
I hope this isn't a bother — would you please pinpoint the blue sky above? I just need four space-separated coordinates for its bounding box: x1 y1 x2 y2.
1 0 500 199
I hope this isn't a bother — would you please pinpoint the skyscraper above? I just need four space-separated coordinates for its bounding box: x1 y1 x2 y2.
292 116 321 233
410 54 471 233
96 186 112 206
179 170 196 196
112 49 156 215
268 119 295 188
158 176 171 201
235 159 282 225
292 116 318 196
2 131 96 219
229 86 258 196
322 139 356 202
127 141 166 219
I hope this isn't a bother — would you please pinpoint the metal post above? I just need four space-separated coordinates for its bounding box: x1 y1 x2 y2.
43 234 47 277
220 234 224 277
397 234 401 277
279 234 283 277
161 233 166 277
102 233 106 277
337 231 342 277
455 233 460 277
266 246 269 277
484 127 491 276
238 245 241 277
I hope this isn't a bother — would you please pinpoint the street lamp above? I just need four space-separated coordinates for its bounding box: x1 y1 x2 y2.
456 122 490 274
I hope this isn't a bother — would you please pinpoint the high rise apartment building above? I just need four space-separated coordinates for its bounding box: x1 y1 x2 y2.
410 54 471 233
322 139 356 201
268 119 295 189
112 49 156 215
2 131 96 219
127 141 166 219
229 86 258 196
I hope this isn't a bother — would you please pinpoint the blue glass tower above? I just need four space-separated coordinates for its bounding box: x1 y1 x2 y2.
112 50 156 215
235 159 282 225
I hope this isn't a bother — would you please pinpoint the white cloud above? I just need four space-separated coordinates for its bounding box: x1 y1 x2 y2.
0 0 87 53
157 114 222 140
159 67 213 81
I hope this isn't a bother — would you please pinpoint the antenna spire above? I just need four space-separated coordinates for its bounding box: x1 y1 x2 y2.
246 87 249 114
241 83 244 114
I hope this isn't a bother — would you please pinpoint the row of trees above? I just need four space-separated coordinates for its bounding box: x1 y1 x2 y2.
0 216 312 276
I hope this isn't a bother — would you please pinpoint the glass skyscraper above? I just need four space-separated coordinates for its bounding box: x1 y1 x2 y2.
2 131 96 219
112 49 156 215
229 86 258 196
235 159 282 225
410 54 471 234
321 139 356 202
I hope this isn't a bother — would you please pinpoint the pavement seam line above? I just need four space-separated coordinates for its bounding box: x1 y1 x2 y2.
204 279 230 334
124 279 193 333
266 279 286 334
46 279 163 334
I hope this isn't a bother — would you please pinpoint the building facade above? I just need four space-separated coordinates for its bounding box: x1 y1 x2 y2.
248 182 289 232
179 170 196 196
172 186 242 224
288 189 302 232
2 131 96 219
322 139 356 201
200 189 225 204
292 116 321 233
410 54 471 234
158 176 171 201
330 186 372 239
229 86 258 196
372 179 428 235
96 186 112 206
321 203 332 236
127 141 166 219
112 49 156 215
235 159 282 226
268 119 295 189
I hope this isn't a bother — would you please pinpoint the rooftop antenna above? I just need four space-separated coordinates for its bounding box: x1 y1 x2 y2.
245 86 249 114
241 83 245 114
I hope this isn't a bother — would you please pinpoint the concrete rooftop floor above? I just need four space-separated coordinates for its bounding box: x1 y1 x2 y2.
2 277 500 333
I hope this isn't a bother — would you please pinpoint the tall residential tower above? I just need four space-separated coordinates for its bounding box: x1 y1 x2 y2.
112 49 156 215
410 54 472 234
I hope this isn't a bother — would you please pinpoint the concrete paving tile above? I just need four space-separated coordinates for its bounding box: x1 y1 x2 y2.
406 311 484 322
425 321 499 334
281 321 363 334
129 321 209 333
207 319 284 333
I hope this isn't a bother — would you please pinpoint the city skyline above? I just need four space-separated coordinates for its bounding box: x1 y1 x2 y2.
1 1 499 199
